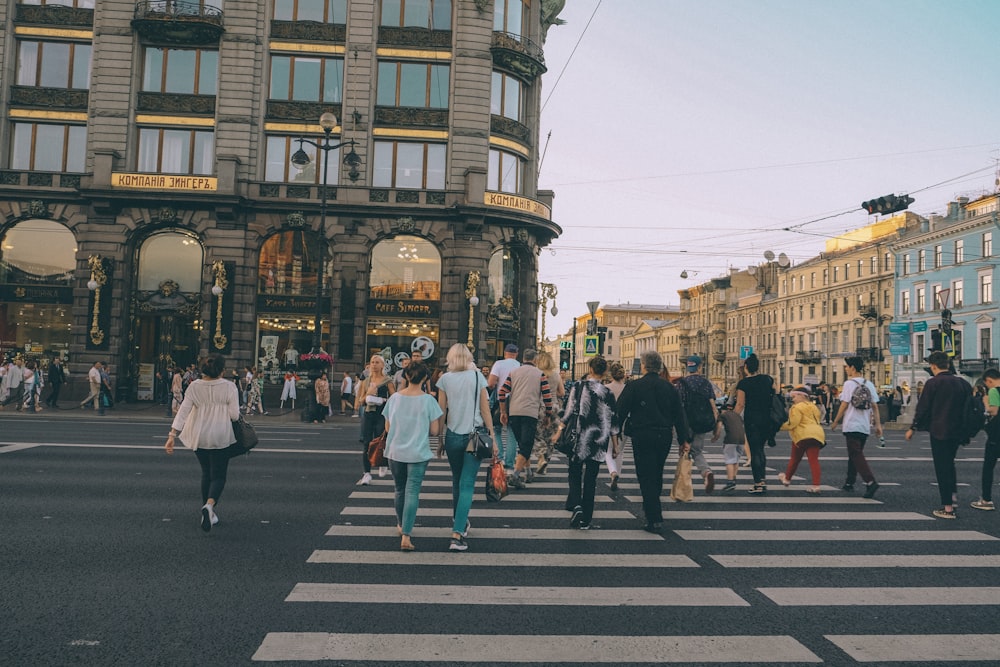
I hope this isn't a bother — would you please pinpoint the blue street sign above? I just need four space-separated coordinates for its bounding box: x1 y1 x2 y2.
888 322 911 334
913 321 928 332
740 346 753 360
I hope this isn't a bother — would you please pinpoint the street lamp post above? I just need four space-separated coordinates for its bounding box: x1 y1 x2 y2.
290 112 361 353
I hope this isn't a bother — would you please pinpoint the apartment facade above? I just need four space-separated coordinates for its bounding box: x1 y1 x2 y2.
0 0 564 398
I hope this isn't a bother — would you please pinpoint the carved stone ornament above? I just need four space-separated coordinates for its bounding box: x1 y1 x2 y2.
135 279 201 316
427 192 446 205
286 211 306 227
490 115 531 145
26 200 49 218
370 190 389 203
486 295 520 332
378 26 452 48
267 100 342 122
10 86 88 110
156 207 177 224
14 4 94 27
270 20 346 42
137 92 216 115
27 174 53 187
396 191 419 204
474 0 490 13
514 229 529 244
374 107 448 128
397 216 416 232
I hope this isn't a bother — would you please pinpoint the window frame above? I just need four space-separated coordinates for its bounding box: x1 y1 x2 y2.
269 53 344 103
272 0 348 23
10 121 87 172
487 148 524 194
137 127 215 175
380 0 452 30
377 60 449 109
142 47 218 96
16 39 92 89
372 140 446 190
491 70 522 122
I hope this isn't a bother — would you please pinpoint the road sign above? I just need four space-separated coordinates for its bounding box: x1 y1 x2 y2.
913 321 928 332
559 341 573 349
583 335 599 357
888 322 911 334
740 346 754 360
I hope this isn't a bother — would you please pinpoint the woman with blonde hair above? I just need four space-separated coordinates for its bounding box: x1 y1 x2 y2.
356 354 395 485
533 350 565 475
436 343 495 551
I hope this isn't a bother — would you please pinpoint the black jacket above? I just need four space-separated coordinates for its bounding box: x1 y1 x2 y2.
615 372 688 445
912 371 970 441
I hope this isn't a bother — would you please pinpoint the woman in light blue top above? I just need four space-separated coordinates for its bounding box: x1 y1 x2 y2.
383 362 442 551
436 343 496 552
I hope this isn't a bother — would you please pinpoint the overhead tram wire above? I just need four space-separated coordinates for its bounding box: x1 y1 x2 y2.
539 0 602 115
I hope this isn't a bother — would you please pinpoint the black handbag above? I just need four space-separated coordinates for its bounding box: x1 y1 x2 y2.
555 382 583 457
231 415 259 454
464 372 495 459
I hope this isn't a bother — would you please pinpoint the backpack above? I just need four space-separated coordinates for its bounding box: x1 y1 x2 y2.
769 393 789 432
961 389 986 443
849 379 873 410
680 379 716 434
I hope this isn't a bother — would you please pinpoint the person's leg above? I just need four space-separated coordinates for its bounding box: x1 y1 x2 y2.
514 417 538 476
689 432 711 475
401 460 428 535
443 430 467 513
747 426 767 485
500 421 518 469
805 444 822 487
632 432 669 525
930 437 960 508
844 433 874 484
566 459 583 512
205 448 231 504
453 449 482 536
843 435 857 486
580 459 600 526
389 458 409 530
195 448 212 504
980 439 1000 502
784 441 806 479
360 412 376 474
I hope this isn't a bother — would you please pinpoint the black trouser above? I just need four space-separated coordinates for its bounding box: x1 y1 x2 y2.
630 429 672 524
930 437 961 506
360 410 385 473
46 383 62 407
195 447 233 505
981 439 1000 502
508 415 539 460
566 458 601 524
746 423 769 484
1 385 23 408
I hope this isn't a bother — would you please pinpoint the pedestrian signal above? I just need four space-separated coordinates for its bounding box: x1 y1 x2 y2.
559 348 570 371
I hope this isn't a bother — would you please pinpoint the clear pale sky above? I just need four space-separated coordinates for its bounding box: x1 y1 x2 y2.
536 0 1000 337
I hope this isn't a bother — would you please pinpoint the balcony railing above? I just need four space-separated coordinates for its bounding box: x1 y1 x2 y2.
133 1 224 44
794 349 822 364
490 31 547 81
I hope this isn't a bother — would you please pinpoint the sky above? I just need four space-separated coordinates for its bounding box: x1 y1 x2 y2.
535 0 1000 337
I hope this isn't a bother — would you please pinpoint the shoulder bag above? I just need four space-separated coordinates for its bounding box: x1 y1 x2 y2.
485 459 509 502
555 381 584 458
367 430 388 468
231 415 259 456
464 372 495 460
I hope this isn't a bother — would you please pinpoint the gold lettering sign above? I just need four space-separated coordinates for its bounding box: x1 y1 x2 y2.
111 173 218 191
483 192 551 221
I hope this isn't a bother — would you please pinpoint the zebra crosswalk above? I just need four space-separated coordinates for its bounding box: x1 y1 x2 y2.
252 451 1000 664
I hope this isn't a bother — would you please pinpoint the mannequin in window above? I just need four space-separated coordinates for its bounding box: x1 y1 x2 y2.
280 371 298 410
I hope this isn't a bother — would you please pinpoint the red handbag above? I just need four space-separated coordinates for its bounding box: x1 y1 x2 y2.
485 460 508 502
367 431 387 468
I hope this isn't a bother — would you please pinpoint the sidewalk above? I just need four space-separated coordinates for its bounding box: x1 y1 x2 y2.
2 402 356 426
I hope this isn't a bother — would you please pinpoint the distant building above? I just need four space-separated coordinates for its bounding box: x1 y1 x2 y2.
565 303 679 379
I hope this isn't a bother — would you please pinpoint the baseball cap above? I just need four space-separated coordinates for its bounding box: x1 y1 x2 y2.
685 355 702 372
504 344 518 353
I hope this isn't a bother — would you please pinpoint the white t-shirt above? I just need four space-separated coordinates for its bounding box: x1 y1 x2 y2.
437 369 486 434
489 358 520 394
341 376 353 394
839 377 880 435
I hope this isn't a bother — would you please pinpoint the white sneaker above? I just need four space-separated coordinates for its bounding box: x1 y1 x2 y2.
211 509 220 526
200 504 215 532
378 466 388 478
359 473 373 485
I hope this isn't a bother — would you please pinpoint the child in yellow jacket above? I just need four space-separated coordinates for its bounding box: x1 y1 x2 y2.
777 387 826 494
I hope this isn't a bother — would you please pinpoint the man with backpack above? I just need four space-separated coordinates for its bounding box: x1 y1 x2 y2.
905 351 974 519
971 369 1000 512
830 356 882 499
677 355 717 493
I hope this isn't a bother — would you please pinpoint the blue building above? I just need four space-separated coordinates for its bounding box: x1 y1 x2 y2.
892 193 999 387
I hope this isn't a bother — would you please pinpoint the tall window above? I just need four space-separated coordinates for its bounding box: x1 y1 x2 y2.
916 286 925 313
137 128 214 174
883 252 891 272
870 256 877 274
900 290 910 315
844 264 850 280
902 254 911 275
984 232 993 258
264 135 338 184
17 40 91 89
377 62 449 108
381 0 452 29
493 0 526 35
273 0 347 22
270 55 343 103
142 48 217 95
258 230 321 296
372 140 445 189
953 279 964 307
488 148 523 194
955 239 964 263
822 268 828 285
10 122 86 172
981 273 993 304
857 259 864 276
934 244 943 268
918 249 926 272
932 285 942 310
833 266 839 282
981 327 992 358
809 272 815 288
491 71 522 121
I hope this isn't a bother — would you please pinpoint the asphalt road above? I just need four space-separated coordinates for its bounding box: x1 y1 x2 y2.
2 411 999 666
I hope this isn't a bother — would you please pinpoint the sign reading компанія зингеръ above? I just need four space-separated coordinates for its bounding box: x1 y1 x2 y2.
111 173 218 191
483 192 551 220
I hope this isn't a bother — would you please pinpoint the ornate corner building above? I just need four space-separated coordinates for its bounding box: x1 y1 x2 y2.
0 0 563 399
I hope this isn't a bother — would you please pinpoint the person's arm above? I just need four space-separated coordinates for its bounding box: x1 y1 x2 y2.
428 398 442 437
227 382 240 421
487 373 499 390
780 403 800 432
499 377 512 425
540 376 552 412
734 389 746 417
711 415 722 442
436 388 449 457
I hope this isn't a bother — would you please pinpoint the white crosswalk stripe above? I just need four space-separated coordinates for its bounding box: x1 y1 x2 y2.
253 449 1000 664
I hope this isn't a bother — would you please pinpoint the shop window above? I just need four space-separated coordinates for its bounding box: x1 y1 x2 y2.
488 148 523 194
270 55 343 103
366 235 441 371
381 0 451 30
137 128 214 175
372 140 446 189
10 122 86 172
265 135 339 184
17 40 91 89
273 0 347 22
142 48 217 95
258 230 322 296
377 61 449 108
490 71 521 121
138 232 203 292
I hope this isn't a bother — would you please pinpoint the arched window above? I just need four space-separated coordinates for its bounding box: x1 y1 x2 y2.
138 231 203 292
366 235 441 370
0 219 75 360
485 245 523 358
258 229 322 296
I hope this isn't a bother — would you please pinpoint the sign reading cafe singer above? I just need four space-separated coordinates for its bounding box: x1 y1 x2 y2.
484 192 551 221
368 299 440 318
111 173 218 191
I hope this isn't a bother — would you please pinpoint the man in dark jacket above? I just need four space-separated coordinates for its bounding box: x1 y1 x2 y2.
615 350 689 533
905 351 972 519
46 357 66 408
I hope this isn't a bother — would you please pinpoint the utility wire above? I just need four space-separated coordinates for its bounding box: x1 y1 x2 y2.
540 0 602 114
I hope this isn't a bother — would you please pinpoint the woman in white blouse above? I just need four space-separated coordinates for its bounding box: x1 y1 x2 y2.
164 355 241 533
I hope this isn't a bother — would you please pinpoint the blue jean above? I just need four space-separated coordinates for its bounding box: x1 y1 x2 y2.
497 422 519 469
389 459 428 536
444 429 483 534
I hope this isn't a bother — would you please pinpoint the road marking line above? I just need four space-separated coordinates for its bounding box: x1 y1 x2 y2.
325 525 662 540
676 530 997 541
307 550 698 567
369 479 568 490
625 495 881 504
0 443 43 454
760 587 1000 606
825 634 1000 662
286 583 749 606
252 633 820 663
661 511 930 521
349 491 615 503
713 555 1000 568
340 507 636 519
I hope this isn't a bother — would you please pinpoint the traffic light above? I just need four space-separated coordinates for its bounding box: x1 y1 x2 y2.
597 326 607 355
941 309 953 333
931 329 943 352
861 194 914 216
559 348 570 371
952 329 962 358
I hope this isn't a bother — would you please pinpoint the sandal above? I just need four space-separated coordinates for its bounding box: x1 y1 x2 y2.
806 487 821 495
